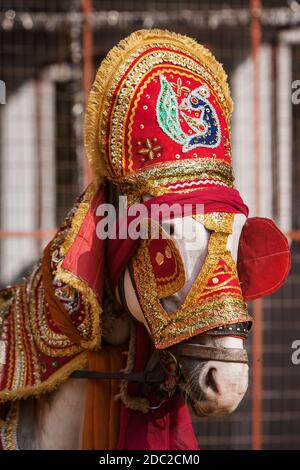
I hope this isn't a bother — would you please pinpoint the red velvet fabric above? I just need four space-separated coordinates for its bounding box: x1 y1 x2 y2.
237 217 291 300
117 324 199 450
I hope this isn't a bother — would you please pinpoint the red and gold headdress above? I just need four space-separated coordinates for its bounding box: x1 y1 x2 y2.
85 29 234 200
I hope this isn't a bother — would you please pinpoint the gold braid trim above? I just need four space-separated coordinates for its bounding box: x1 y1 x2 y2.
0 352 87 403
84 29 233 181
55 269 101 351
114 158 234 201
0 401 19 449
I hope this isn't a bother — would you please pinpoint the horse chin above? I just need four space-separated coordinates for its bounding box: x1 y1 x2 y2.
187 394 241 418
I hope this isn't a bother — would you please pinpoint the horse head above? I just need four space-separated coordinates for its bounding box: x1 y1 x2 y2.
103 207 250 417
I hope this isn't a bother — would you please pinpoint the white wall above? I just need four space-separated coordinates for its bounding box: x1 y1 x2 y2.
0 78 56 284
231 45 273 219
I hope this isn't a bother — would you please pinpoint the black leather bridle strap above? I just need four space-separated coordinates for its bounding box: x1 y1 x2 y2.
172 343 248 364
71 369 164 383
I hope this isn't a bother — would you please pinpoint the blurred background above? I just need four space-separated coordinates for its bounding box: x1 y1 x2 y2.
0 0 300 450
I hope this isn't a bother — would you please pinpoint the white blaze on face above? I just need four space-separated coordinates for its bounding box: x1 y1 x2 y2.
161 213 247 313
117 213 249 416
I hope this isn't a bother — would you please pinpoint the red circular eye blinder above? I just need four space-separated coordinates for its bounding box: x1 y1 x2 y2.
237 217 291 300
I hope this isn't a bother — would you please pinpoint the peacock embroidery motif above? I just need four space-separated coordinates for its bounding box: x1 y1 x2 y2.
156 74 221 153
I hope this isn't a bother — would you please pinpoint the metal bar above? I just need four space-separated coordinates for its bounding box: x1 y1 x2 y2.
1 8 300 30
71 369 164 383
0 230 56 239
270 41 279 220
82 0 93 187
34 79 43 253
251 0 263 451
287 230 300 241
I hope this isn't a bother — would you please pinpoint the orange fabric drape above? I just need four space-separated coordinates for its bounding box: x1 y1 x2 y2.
82 346 125 450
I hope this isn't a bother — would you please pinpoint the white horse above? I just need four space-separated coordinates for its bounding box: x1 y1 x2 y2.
17 213 249 449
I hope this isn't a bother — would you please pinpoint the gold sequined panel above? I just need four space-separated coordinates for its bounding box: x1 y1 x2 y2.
28 267 88 358
193 212 234 234
116 159 234 203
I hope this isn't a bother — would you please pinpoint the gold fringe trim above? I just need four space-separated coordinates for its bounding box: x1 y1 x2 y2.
84 28 233 181
0 401 19 449
55 268 102 351
0 352 87 403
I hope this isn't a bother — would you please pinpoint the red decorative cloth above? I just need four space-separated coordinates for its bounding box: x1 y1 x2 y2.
108 186 249 290
237 217 291 300
117 325 199 450
118 397 199 450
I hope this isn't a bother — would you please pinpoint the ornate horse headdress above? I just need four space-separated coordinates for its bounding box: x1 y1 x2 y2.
85 29 234 199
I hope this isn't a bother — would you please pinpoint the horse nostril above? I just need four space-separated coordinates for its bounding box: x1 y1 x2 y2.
169 223 175 236
205 367 219 394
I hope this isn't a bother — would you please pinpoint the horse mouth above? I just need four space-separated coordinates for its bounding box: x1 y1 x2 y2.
185 393 211 417
178 379 209 417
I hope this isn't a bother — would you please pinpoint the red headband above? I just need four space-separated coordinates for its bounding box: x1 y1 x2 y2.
107 186 249 290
